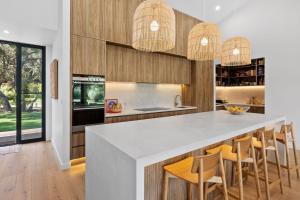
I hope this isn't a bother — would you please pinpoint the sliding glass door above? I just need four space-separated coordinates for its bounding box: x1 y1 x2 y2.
0 43 17 146
0 40 45 146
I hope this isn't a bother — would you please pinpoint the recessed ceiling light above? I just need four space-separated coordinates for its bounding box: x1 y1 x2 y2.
3 30 10 34
215 5 221 11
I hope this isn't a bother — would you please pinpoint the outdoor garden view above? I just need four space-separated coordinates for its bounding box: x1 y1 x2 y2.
0 42 43 144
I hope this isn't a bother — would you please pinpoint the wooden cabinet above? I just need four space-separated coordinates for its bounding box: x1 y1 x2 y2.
103 1 200 55
104 0 142 45
105 109 197 124
106 45 191 84
71 132 85 159
72 35 106 75
71 146 85 159
71 0 104 39
167 11 200 57
182 61 214 112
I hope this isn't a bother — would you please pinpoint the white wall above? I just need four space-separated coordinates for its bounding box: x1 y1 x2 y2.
220 0 300 147
51 0 71 169
106 83 181 109
0 0 58 31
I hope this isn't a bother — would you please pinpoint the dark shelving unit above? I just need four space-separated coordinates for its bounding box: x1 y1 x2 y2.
216 58 265 87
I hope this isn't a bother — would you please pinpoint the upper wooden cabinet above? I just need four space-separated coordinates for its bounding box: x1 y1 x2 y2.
106 45 191 84
166 11 200 57
71 0 201 57
72 35 106 75
104 0 143 45
71 0 104 39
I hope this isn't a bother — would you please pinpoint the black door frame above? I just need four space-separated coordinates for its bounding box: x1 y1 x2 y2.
0 40 46 144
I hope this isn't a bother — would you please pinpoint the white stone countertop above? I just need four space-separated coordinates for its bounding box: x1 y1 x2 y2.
86 111 285 167
105 106 197 118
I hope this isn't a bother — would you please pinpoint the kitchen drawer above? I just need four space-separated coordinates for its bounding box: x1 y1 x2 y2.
71 146 85 159
177 109 196 115
72 132 85 147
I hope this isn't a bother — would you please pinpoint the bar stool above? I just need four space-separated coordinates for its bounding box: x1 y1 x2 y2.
162 151 228 200
252 128 284 200
276 122 300 187
206 136 261 200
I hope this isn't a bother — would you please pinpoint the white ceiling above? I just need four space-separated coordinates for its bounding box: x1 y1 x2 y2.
167 0 250 23
0 0 249 45
0 0 59 45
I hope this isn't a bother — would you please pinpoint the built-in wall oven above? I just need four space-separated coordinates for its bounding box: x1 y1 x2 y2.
72 75 105 132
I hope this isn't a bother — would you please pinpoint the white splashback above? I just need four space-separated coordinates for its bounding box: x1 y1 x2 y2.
216 86 265 104
106 82 181 109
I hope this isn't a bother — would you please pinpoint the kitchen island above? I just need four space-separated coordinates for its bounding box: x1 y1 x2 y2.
86 111 285 200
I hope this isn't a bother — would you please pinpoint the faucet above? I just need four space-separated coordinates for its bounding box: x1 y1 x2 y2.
175 95 182 108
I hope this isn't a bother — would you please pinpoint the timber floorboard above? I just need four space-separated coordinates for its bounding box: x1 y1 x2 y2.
1 142 300 200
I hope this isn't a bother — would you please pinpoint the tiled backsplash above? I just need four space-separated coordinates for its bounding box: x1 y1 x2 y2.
216 86 265 104
106 82 181 109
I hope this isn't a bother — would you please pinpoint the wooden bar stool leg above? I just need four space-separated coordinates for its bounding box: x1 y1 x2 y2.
261 133 271 200
237 143 244 200
162 171 170 200
220 154 229 200
273 133 284 194
187 183 192 200
291 128 300 178
231 163 236 186
203 182 208 200
284 127 292 188
198 159 204 200
252 143 262 199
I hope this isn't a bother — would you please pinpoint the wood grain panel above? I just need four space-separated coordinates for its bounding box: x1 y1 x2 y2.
72 35 106 75
105 109 197 124
106 44 191 84
71 0 104 39
104 0 142 45
72 132 85 147
71 146 85 159
72 0 86 36
166 11 200 57
182 61 214 112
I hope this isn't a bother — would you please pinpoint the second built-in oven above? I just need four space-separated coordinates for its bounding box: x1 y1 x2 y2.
72 75 105 131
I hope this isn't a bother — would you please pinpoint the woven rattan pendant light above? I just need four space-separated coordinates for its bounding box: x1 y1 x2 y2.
187 23 221 61
132 0 175 52
221 37 251 66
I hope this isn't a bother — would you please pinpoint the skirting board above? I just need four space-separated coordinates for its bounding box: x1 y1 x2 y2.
51 140 71 170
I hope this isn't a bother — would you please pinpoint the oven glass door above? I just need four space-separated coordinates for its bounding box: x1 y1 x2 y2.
73 81 105 108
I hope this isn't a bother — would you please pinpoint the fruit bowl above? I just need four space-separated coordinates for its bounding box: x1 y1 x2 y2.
224 104 250 115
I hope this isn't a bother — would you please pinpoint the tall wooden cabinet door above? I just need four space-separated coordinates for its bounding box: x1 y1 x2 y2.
155 54 171 84
175 58 191 84
72 0 86 36
139 52 156 83
104 0 142 45
72 35 106 75
166 11 185 56
166 11 200 57
195 61 214 111
71 0 104 39
125 48 139 82
106 45 120 81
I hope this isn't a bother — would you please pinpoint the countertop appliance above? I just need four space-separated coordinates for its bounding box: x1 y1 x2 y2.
72 75 105 131
174 95 182 108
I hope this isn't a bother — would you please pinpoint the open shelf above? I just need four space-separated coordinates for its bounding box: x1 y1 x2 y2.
216 57 265 87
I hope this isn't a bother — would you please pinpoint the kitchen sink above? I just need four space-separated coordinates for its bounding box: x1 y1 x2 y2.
134 107 171 112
